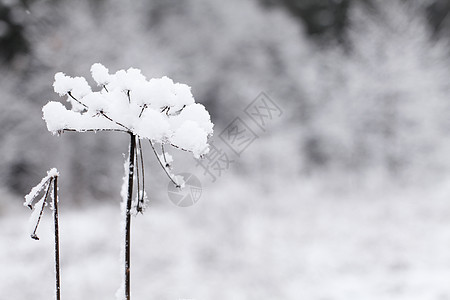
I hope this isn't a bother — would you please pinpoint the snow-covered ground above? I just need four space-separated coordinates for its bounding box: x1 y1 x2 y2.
2 177 450 300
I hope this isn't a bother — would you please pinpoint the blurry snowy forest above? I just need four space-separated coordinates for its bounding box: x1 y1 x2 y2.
2 0 450 200
3 0 450 299
2 0 450 199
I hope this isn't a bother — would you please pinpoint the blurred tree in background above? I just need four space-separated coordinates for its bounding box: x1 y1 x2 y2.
0 0 29 64
1 0 450 201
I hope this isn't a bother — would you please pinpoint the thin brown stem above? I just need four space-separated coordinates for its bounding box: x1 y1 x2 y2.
138 105 147 118
99 111 130 131
135 142 141 212
149 140 180 188
53 176 61 300
125 133 136 300
31 179 53 240
136 139 145 213
67 92 88 109
67 92 130 131
63 128 128 133
169 143 190 152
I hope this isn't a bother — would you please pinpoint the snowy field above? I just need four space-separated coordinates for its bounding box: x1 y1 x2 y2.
2 177 450 300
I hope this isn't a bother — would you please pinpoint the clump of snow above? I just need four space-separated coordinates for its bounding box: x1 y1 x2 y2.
47 168 60 177
171 121 209 158
133 109 170 141
90 63 111 86
43 63 213 157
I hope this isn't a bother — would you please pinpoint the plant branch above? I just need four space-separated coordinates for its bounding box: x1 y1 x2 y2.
124 133 136 300
67 91 130 131
138 104 147 118
126 90 131 103
161 144 169 167
136 139 145 213
169 143 190 152
31 179 53 240
135 141 141 213
63 128 128 133
98 111 130 131
53 176 61 300
67 92 88 109
149 140 180 188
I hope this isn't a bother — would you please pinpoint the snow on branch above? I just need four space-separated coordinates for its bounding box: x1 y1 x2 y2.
24 168 59 209
42 63 214 158
24 168 59 240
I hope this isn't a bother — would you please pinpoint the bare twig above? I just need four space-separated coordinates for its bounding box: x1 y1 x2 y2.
169 143 190 152
126 90 131 103
53 176 61 300
124 133 136 300
138 104 147 118
135 141 141 213
30 178 53 240
67 92 130 131
136 139 145 213
98 111 130 131
67 92 88 109
149 140 180 188
63 128 127 133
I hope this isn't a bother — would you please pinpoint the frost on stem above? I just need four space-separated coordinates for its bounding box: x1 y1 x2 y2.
25 169 61 300
24 168 59 209
24 168 59 240
42 63 214 158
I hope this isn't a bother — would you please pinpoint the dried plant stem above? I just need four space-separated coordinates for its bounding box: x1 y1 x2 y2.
149 140 180 187
53 176 61 300
31 179 53 240
125 133 136 300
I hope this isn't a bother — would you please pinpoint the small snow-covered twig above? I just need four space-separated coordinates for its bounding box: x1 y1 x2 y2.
25 170 61 300
134 139 147 213
29 190 48 240
24 168 59 209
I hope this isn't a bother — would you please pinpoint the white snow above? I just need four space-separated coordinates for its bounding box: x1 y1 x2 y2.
90 63 111 86
8 178 450 300
133 109 170 141
169 103 214 135
43 63 213 158
173 174 186 189
158 152 173 167
47 168 59 178
171 120 209 158
24 168 58 208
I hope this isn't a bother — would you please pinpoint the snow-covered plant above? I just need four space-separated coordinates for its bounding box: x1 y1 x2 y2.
24 168 61 300
41 64 214 300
